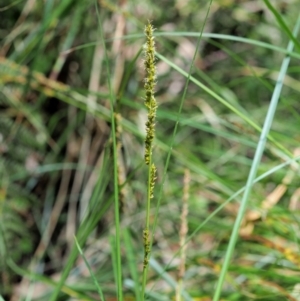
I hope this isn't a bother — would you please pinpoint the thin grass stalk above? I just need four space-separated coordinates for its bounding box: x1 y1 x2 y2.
96 4 123 301
74 236 105 301
123 229 142 301
212 15 300 301
141 21 158 299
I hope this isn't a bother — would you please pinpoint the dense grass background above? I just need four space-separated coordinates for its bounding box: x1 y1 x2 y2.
1 0 300 300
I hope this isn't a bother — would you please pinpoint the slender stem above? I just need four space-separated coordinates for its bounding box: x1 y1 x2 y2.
146 157 152 230
141 255 149 299
96 4 123 301
141 150 153 299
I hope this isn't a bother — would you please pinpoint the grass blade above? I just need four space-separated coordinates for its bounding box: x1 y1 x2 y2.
212 14 300 301
123 229 142 301
74 236 106 301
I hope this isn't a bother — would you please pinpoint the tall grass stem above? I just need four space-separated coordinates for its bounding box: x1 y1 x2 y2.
212 14 300 301
96 3 123 300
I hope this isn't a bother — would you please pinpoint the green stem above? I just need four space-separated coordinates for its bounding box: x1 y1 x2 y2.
146 157 152 230
96 4 123 301
141 155 152 299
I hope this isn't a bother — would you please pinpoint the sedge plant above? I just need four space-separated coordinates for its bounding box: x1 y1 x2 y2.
141 21 158 299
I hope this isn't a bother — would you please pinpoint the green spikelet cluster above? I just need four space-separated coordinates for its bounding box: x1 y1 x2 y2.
150 164 157 199
143 229 150 268
144 21 157 165
142 21 158 295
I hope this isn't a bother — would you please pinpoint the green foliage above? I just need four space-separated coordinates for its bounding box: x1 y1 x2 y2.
0 95 45 294
1 0 300 300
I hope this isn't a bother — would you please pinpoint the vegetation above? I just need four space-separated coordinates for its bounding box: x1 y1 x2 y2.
1 0 300 300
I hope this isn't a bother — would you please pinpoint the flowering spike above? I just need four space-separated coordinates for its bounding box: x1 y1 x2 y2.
144 21 157 165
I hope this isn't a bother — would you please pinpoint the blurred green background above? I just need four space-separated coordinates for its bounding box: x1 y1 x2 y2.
1 0 300 300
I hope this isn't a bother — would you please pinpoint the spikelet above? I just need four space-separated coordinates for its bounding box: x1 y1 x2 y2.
143 229 150 268
150 164 157 199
